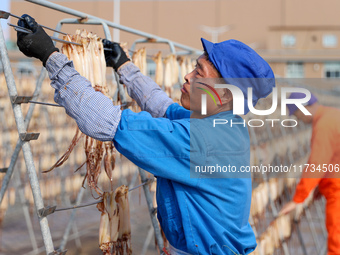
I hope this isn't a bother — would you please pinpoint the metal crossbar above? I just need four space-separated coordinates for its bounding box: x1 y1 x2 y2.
25 0 202 55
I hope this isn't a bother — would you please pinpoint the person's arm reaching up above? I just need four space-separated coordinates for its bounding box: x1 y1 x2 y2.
103 39 174 118
46 52 122 142
16 14 122 141
16 15 174 142
118 62 174 118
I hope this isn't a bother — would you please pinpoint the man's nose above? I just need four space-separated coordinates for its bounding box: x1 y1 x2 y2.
184 70 194 84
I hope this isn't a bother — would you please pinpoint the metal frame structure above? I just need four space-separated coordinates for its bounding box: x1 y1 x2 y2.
248 82 329 255
0 0 331 254
0 22 55 254
0 1 201 254
25 0 202 55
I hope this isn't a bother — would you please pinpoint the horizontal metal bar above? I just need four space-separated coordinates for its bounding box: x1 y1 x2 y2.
58 18 113 46
53 179 154 212
129 178 153 191
0 10 10 19
28 100 134 108
151 207 157 215
1 9 68 35
4 11 22 20
19 132 40 141
26 100 135 110
55 199 100 212
24 0 202 54
14 26 33 34
48 250 67 255
103 48 134 54
8 23 32 33
38 205 57 217
29 100 62 107
104 47 154 59
10 24 81 46
50 36 81 46
10 95 33 104
0 168 8 173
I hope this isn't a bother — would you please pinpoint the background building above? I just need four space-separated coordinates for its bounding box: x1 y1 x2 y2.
5 0 340 79
261 26 340 78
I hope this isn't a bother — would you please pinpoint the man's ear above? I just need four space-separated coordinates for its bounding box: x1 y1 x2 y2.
220 88 233 105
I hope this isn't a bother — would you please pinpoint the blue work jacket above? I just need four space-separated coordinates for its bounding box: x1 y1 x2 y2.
114 103 256 255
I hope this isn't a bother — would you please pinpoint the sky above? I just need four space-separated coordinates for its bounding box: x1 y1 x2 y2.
0 0 11 41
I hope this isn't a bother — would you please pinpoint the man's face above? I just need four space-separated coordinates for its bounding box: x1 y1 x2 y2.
180 54 221 110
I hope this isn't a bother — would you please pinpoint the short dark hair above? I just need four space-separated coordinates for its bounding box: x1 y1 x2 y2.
203 51 222 78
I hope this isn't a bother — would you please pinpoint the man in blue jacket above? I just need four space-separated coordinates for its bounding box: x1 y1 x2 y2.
16 14 275 255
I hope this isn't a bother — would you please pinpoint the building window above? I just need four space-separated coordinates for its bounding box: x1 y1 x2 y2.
324 62 340 78
282 34 296 48
323 34 337 48
286 62 304 78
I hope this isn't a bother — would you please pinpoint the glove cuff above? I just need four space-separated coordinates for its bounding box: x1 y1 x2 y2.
114 55 130 72
42 47 59 67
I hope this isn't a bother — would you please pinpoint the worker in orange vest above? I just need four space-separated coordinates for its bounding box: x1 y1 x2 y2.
280 92 340 255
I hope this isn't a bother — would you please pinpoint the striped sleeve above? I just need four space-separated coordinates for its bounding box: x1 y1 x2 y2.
118 62 174 118
45 52 122 141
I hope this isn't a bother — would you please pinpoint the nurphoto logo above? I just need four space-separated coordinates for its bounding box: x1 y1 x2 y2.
196 81 223 115
196 80 312 128
201 84 311 116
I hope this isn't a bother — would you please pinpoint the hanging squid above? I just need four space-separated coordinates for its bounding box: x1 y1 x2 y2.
45 30 115 197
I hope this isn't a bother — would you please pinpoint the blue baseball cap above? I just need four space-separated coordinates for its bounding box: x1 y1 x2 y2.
287 92 318 115
201 38 275 114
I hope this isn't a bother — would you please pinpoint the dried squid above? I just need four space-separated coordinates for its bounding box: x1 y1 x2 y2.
45 30 115 196
97 185 132 255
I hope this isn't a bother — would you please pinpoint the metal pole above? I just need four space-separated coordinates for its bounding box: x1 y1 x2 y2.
55 18 112 41
43 97 84 251
58 186 86 251
24 225 98 255
141 226 155 255
0 68 46 205
0 106 39 252
71 223 82 250
131 38 177 54
15 161 39 251
314 199 327 238
0 22 54 254
0 106 11 169
304 206 321 253
138 168 164 252
113 0 120 42
294 219 308 255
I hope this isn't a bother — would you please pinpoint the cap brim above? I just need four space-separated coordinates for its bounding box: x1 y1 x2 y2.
201 38 214 54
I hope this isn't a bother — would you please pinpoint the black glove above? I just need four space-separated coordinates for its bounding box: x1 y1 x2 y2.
102 39 130 71
17 14 59 66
